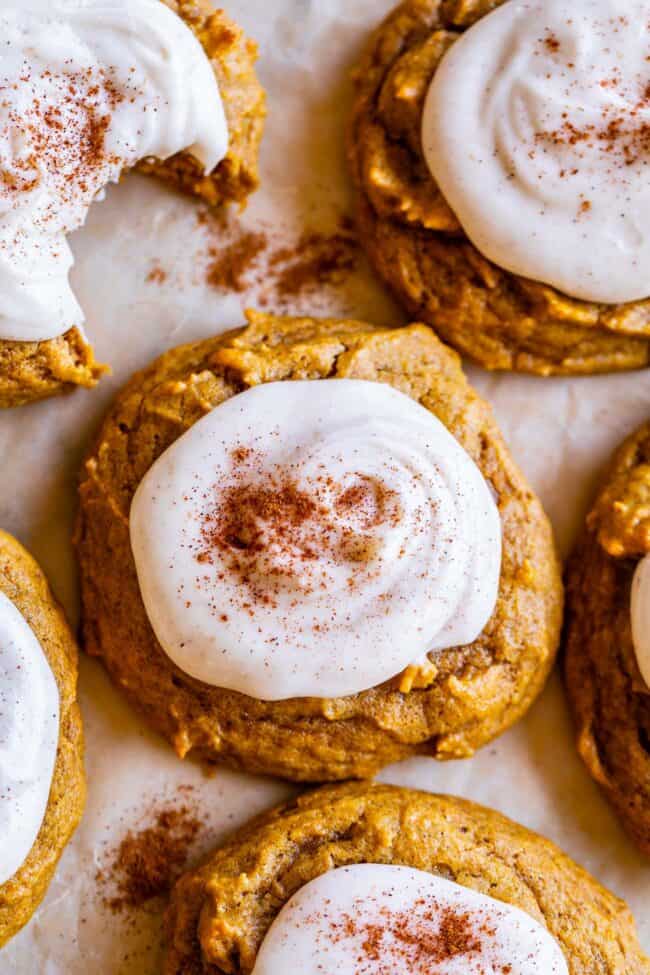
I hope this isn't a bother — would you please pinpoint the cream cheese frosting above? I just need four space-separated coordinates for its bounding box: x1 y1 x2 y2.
129 380 502 701
250 864 569 974
422 0 650 304
0 591 59 886
631 554 650 687
0 0 228 342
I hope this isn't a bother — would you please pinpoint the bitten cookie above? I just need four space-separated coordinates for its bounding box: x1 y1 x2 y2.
76 310 562 782
0 0 265 409
565 421 650 855
348 0 650 376
164 782 650 974
0 531 85 947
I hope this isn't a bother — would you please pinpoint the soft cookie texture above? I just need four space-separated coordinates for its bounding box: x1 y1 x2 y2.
0 0 266 409
163 782 650 975
75 311 562 782
0 531 85 947
348 0 650 376
565 421 650 855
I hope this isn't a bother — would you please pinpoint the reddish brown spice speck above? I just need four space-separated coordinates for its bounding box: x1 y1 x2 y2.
96 802 204 914
535 76 650 169
315 901 494 972
146 264 168 285
206 229 268 291
270 230 359 300
0 65 127 215
196 209 360 305
194 453 401 615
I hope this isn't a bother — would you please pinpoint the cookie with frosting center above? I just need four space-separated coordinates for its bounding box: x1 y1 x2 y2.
163 782 650 974
75 310 562 782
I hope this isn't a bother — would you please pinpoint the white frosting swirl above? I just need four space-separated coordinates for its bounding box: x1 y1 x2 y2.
422 0 650 304
0 591 59 886
251 864 569 974
130 380 502 701
631 554 650 687
0 0 228 342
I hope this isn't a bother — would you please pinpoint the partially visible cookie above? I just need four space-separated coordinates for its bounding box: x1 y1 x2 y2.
565 421 650 855
0 531 85 947
76 310 562 783
164 782 650 974
348 0 650 376
0 1 265 409
138 1 266 209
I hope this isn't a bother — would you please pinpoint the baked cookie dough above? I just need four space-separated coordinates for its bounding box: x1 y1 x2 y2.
348 0 650 376
0 531 85 947
164 782 650 974
565 421 650 855
75 310 562 782
0 0 265 409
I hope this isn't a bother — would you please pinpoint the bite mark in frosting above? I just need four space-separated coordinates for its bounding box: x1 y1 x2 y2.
129 379 502 701
250 864 569 974
0 0 228 342
422 0 650 304
0 591 59 886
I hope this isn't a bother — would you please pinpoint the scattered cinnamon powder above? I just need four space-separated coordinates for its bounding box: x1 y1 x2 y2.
146 264 168 285
206 228 268 291
309 900 508 973
196 208 361 305
96 798 204 914
270 229 359 301
0 65 127 212
193 449 401 617
543 32 561 53
534 70 650 170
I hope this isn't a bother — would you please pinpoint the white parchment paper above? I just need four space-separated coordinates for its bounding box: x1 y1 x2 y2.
1 1 649 971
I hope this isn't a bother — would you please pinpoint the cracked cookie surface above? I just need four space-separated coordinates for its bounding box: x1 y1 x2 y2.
163 782 650 975
348 0 650 375
75 310 562 782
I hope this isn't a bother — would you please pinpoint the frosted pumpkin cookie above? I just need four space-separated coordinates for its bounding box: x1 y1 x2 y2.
349 0 650 376
0 0 265 408
75 310 562 782
565 420 650 855
164 782 650 975
0 530 85 947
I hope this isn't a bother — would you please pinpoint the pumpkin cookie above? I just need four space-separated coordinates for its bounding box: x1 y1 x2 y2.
75 310 562 782
0 531 85 947
164 782 650 974
565 421 650 855
349 0 650 375
0 0 265 409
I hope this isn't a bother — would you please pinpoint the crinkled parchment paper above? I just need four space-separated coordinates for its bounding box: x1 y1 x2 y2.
1 2 649 971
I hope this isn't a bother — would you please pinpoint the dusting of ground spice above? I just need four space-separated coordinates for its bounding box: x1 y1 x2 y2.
146 264 168 285
533 49 650 170
0 65 126 212
196 208 361 305
194 448 401 613
304 898 512 973
206 228 268 291
97 795 205 914
269 227 359 301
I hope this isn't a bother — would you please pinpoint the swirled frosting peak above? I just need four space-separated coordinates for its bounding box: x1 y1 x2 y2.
0 0 228 342
0 591 59 886
423 0 650 304
251 865 569 974
130 380 502 701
